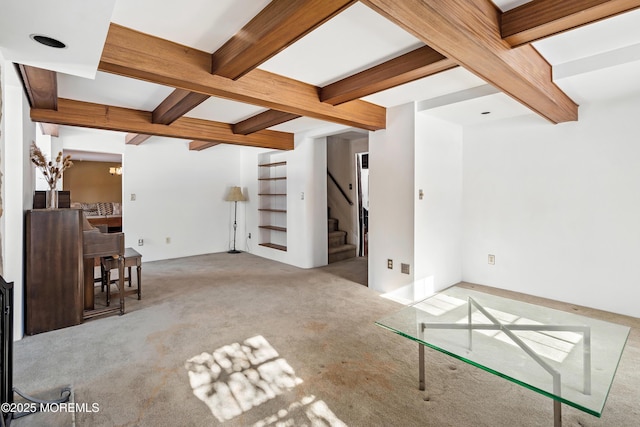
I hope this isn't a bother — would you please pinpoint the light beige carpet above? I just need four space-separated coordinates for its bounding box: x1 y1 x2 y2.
10 252 640 426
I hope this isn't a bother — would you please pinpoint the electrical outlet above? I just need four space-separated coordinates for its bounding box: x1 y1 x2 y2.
488 254 495 265
166 237 171 244
387 259 393 269
130 193 136 201
138 239 143 246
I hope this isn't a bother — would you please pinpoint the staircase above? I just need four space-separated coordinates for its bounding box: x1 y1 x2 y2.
328 216 357 264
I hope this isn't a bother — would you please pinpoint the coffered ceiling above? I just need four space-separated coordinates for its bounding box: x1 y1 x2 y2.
1 0 640 150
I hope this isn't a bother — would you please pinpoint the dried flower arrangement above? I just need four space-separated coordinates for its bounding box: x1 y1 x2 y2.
29 142 73 189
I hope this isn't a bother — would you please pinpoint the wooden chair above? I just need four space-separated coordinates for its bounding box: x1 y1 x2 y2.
101 247 142 305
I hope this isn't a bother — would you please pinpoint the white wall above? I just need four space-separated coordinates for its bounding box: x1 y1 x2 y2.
462 97 640 317
1 60 35 339
414 114 463 295
60 126 126 157
244 132 328 268
369 103 416 294
369 104 463 301
60 124 333 268
123 138 245 261
61 127 247 262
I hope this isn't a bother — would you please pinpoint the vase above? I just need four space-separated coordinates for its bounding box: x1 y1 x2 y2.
46 188 59 209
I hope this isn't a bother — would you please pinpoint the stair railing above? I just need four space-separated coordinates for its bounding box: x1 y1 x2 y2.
327 169 353 206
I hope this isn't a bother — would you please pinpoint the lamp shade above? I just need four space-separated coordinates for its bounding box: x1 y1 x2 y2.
225 186 246 202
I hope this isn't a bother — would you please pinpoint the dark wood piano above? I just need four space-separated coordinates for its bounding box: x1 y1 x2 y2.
24 209 126 335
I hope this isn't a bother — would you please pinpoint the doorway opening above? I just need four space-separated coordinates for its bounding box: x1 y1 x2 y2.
355 152 368 257
63 150 123 232
325 134 368 285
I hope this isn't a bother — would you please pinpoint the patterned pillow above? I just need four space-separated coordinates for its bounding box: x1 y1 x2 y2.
81 203 99 216
97 202 114 216
112 203 122 215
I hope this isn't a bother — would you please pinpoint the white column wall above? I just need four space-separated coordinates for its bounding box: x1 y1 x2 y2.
1 61 35 339
368 103 416 294
462 98 640 317
414 114 463 295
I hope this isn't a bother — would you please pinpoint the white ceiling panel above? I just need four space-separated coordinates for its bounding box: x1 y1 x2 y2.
0 0 115 78
110 0 271 53
58 71 174 111
492 0 531 12
270 117 337 134
364 67 488 108
259 2 423 86
420 92 535 126
534 8 640 65
554 60 640 105
186 98 267 124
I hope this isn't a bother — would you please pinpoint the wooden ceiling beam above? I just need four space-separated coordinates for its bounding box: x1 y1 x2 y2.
189 141 223 151
212 0 356 79
502 0 640 47
236 45 457 132
16 64 58 109
320 45 457 105
361 0 578 124
125 133 152 145
152 89 209 125
99 24 385 131
31 98 294 151
151 1 357 129
233 110 301 135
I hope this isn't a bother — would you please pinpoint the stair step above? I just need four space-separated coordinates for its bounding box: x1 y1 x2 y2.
328 244 357 264
328 230 347 247
328 218 338 232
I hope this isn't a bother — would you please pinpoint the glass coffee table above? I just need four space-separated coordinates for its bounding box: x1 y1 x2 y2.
375 287 630 427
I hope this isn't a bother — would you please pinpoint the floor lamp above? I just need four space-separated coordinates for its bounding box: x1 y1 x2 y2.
225 186 246 254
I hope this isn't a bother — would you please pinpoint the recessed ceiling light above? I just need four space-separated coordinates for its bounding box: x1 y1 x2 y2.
481 111 491 115
30 34 66 49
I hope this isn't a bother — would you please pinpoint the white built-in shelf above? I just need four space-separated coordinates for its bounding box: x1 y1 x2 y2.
259 209 287 213
259 161 287 167
259 243 287 251
259 225 286 232
258 157 287 251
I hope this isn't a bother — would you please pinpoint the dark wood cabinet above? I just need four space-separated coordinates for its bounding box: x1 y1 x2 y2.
25 209 84 335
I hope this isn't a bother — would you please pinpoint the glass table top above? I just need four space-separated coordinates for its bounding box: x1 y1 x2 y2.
375 287 630 417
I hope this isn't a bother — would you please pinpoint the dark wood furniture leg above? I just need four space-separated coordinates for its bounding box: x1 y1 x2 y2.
136 263 142 300
83 258 96 310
